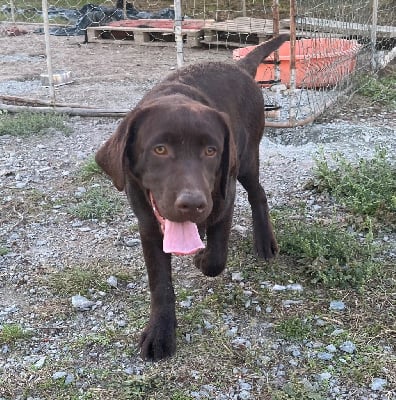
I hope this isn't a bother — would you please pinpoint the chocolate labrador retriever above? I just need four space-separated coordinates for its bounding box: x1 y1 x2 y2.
95 34 288 361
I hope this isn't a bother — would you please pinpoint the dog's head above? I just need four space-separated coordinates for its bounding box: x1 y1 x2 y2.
95 95 237 224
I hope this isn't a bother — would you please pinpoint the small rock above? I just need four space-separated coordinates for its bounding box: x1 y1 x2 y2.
124 238 141 247
317 372 332 381
52 371 67 380
371 377 387 391
107 275 118 288
226 327 238 337
340 341 356 354
326 344 337 353
286 283 303 291
232 272 243 282
239 381 252 391
330 300 346 311
64 374 75 385
330 328 345 336
317 352 334 361
117 320 127 328
233 224 247 235
71 295 95 311
238 390 251 399
282 299 303 307
180 297 193 308
232 337 251 349
203 320 213 330
34 356 46 369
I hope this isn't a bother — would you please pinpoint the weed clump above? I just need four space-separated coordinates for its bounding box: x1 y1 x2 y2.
356 71 396 108
0 324 32 345
0 111 70 136
312 147 396 226
274 215 378 288
70 186 122 221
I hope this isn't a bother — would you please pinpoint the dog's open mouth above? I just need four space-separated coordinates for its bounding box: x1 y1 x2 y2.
150 192 205 256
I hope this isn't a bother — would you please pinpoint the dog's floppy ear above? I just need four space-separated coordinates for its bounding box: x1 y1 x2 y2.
95 110 140 191
218 112 237 199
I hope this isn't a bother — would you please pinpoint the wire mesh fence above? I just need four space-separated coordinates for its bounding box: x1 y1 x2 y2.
0 0 395 125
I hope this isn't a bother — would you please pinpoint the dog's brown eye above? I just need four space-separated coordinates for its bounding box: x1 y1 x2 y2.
205 146 217 157
154 145 167 155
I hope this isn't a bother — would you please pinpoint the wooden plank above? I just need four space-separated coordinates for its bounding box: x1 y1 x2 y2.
86 18 291 48
87 25 203 47
204 18 274 34
296 17 395 38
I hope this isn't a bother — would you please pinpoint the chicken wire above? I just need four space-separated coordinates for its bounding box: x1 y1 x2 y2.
0 0 394 125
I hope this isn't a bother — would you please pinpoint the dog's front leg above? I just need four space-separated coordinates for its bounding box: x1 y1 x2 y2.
139 232 176 361
194 200 234 277
127 183 177 361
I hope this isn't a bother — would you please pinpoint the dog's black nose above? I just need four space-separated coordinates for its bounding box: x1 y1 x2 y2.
175 191 207 215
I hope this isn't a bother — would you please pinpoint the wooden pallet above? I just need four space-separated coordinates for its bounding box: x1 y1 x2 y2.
202 17 290 47
87 19 206 47
296 17 395 38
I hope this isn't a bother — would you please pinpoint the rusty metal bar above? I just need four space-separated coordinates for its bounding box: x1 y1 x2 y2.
289 0 297 122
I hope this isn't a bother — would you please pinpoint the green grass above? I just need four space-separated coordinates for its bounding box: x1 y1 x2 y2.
272 208 378 288
0 324 32 345
271 378 328 400
69 185 123 221
311 147 396 225
356 71 396 108
78 156 103 181
275 316 313 341
0 111 71 136
0 245 9 256
46 261 138 296
47 266 107 296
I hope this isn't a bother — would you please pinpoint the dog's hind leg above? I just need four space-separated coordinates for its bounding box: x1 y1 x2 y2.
238 170 278 261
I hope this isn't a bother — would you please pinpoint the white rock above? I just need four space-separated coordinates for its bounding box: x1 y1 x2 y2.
107 275 118 288
330 300 346 311
340 341 356 353
232 272 243 282
371 377 387 391
71 295 95 310
34 356 46 369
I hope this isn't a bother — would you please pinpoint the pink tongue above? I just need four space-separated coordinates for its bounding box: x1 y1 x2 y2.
163 219 205 255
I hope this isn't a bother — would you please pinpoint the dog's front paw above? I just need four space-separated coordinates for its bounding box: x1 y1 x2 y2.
194 248 226 277
255 235 279 261
139 317 176 361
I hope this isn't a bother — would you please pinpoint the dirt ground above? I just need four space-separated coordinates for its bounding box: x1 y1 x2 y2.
0 30 233 110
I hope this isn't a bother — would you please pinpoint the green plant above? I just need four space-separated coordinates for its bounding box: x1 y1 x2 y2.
78 156 103 181
0 111 71 136
356 72 396 108
48 266 106 295
312 147 396 224
70 186 122 221
273 210 378 288
0 246 9 256
276 317 313 341
271 378 328 400
0 324 32 345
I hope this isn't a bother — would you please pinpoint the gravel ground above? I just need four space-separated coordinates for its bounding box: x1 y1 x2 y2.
0 32 395 399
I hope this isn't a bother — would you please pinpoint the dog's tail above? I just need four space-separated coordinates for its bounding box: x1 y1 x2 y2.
236 34 289 77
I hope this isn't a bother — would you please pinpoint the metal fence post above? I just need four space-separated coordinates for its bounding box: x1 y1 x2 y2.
42 0 56 104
